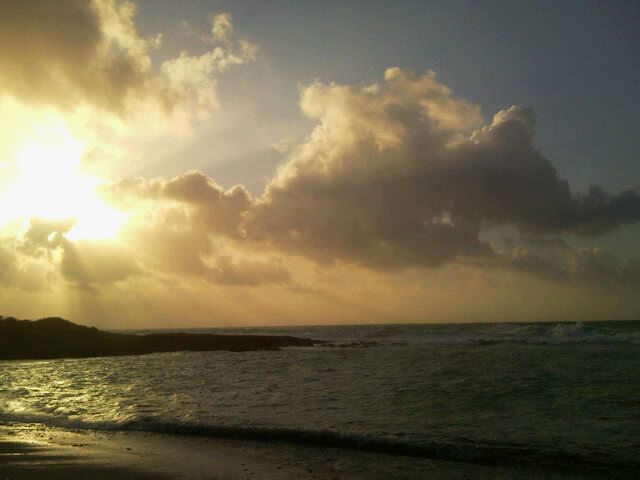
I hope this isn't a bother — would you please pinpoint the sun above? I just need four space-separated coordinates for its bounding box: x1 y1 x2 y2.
0 126 126 241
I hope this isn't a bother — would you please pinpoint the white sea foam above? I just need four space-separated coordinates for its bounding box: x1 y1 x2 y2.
280 321 640 346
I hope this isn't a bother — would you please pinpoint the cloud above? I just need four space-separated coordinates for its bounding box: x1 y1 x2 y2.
102 171 252 237
98 68 640 275
17 218 139 289
208 256 291 286
241 69 640 269
0 0 161 113
271 137 297 154
567 248 640 285
0 1 255 118
100 173 288 287
446 107 640 235
503 243 640 286
161 23 257 119
0 236 56 291
11 65 639 302
116 214 289 287
22 217 76 250
159 14 257 119
212 13 234 43
59 240 140 288
468 228 640 287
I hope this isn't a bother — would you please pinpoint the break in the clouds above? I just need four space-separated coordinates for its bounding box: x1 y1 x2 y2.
0 0 255 116
12 217 138 289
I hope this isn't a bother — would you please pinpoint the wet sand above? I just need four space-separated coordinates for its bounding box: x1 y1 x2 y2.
0 423 607 479
0 441 169 479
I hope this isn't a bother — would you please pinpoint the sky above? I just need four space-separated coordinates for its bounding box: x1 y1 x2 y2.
0 0 639 328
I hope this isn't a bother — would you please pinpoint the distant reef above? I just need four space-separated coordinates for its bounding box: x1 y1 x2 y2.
0 316 321 361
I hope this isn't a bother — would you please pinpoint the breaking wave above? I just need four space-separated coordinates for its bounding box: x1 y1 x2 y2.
0 410 636 475
298 321 640 347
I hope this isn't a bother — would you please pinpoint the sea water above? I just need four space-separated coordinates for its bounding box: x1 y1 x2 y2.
1 321 639 473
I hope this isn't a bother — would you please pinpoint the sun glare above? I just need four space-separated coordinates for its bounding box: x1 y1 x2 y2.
0 127 126 241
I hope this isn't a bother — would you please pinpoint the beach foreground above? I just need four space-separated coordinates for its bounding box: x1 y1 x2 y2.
0 424 606 480
3 322 639 479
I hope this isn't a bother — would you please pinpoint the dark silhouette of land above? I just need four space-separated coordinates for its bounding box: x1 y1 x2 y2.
0 316 321 360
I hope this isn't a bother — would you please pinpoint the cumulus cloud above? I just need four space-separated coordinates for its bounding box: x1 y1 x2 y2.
160 14 257 119
0 0 255 118
97 68 640 276
212 13 234 43
444 107 640 235
100 172 289 287
161 23 256 118
102 171 252 237
22 217 76 250
3 4 638 324
0 0 162 112
242 69 640 269
13 65 639 296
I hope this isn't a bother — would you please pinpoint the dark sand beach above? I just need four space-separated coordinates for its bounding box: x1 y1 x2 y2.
0 424 609 479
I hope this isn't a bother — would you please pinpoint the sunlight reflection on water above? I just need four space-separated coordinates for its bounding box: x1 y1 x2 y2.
1 323 639 465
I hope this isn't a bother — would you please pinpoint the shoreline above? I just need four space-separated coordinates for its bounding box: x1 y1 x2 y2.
0 423 612 479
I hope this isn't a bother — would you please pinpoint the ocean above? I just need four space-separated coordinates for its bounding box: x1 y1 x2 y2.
1 321 639 477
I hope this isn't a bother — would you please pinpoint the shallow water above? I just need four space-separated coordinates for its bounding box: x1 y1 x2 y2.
1 321 640 472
